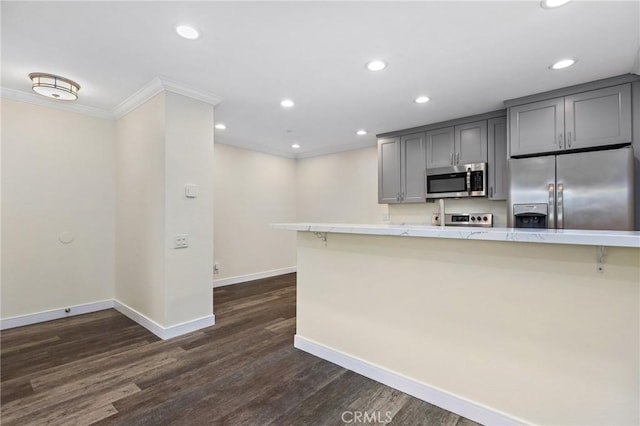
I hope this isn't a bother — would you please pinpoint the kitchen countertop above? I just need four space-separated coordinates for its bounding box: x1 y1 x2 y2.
271 223 640 248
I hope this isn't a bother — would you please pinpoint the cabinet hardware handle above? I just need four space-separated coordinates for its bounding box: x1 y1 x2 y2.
490 186 493 198
567 131 572 148
401 192 404 200
450 153 454 165
558 133 563 149
456 152 460 164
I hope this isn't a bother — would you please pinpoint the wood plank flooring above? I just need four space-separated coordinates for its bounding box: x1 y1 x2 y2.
1 273 481 425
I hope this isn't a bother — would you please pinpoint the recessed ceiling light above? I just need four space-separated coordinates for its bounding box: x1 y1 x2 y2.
540 0 571 9
356 130 368 136
415 96 430 104
280 99 295 108
550 58 577 70
215 123 227 130
366 60 387 71
176 25 199 40
291 143 301 149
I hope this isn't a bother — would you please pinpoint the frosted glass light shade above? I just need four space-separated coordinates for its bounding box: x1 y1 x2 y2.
29 73 80 100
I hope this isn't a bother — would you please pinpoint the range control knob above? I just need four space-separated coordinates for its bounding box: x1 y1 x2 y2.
476 216 482 221
483 216 488 221
470 216 476 221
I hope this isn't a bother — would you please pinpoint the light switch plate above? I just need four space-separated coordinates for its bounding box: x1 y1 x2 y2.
185 184 199 198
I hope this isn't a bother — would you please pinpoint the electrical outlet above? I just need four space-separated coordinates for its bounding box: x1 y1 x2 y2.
174 234 189 249
214 262 219 274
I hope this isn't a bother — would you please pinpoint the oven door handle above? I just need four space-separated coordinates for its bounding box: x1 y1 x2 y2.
466 168 472 195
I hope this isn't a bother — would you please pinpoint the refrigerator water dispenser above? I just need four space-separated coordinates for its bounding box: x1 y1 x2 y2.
513 204 548 229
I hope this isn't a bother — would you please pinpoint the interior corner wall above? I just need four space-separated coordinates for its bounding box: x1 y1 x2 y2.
296 146 386 223
1 98 116 318
213 143 296 282
115 93 167 325
163 92 214 326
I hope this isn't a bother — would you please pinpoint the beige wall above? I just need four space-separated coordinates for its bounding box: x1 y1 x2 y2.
1 99 116 317
115 93 167 324
297 232 640 425
116 92 214 327
297 147 387 223
213 143 296 281
296 146 508 226
164 92 214 325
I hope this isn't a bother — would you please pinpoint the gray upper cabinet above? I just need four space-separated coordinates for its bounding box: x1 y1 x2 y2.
509 83 632 157
378 134 426 204
401 133 427 203
455 120 487 164
378 137 401 203
565 84 632 150
426 127 455 168
509 98 564 156
487 117 507 200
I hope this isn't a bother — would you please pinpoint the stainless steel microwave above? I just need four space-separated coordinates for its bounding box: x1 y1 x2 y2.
426 162 487 199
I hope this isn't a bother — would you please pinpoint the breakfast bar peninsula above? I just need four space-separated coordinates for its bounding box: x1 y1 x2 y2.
272 223 640 426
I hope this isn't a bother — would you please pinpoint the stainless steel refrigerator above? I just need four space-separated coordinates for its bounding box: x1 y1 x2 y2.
508 146 634 231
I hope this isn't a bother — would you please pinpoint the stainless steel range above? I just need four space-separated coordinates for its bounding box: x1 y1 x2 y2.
431 213 493 227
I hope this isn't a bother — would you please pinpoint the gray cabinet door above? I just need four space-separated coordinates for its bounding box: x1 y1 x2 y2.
565 84 632 150
401 132 426 203
510 97 564 156
487 117 507 200
454 120 487 164
426 127 454 169
378 137 401 203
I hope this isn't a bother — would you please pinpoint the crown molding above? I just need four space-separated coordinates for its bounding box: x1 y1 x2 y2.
2 76 224 122
0 87 113 120
112 76 223 120
295 139 376 159
159 76 223 108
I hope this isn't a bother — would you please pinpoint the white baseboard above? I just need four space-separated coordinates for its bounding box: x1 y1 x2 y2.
294 335 527 426
1 298 214 340
0 300 115 330
113 300 215 340
213 266 296 288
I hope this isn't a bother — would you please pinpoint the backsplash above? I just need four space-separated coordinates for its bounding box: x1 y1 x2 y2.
388 199 508 227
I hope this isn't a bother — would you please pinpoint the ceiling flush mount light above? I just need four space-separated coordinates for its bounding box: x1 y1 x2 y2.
356 130 368 136
215 123 227 130
540 0 571 9
29 73 80 101
366 60 387 71
280 99 295 108
415 96 430 104
550 58 577 70
176 25 199 40
291 143 301 149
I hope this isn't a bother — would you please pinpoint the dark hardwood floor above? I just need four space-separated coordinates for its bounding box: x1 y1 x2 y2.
1 273 480 425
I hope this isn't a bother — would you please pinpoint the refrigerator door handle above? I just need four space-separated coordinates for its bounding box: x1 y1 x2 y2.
548 183 555 229
557 183 564 229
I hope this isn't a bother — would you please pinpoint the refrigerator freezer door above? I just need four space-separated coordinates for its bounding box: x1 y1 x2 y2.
556 147 634 230
508 156 556 227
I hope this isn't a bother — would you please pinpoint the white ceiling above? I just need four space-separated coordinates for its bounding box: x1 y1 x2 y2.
2 1 639 158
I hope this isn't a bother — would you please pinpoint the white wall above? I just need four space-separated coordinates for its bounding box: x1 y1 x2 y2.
213 143 296 282
115 93 167 324
297 147 387 223
1 99 116 318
